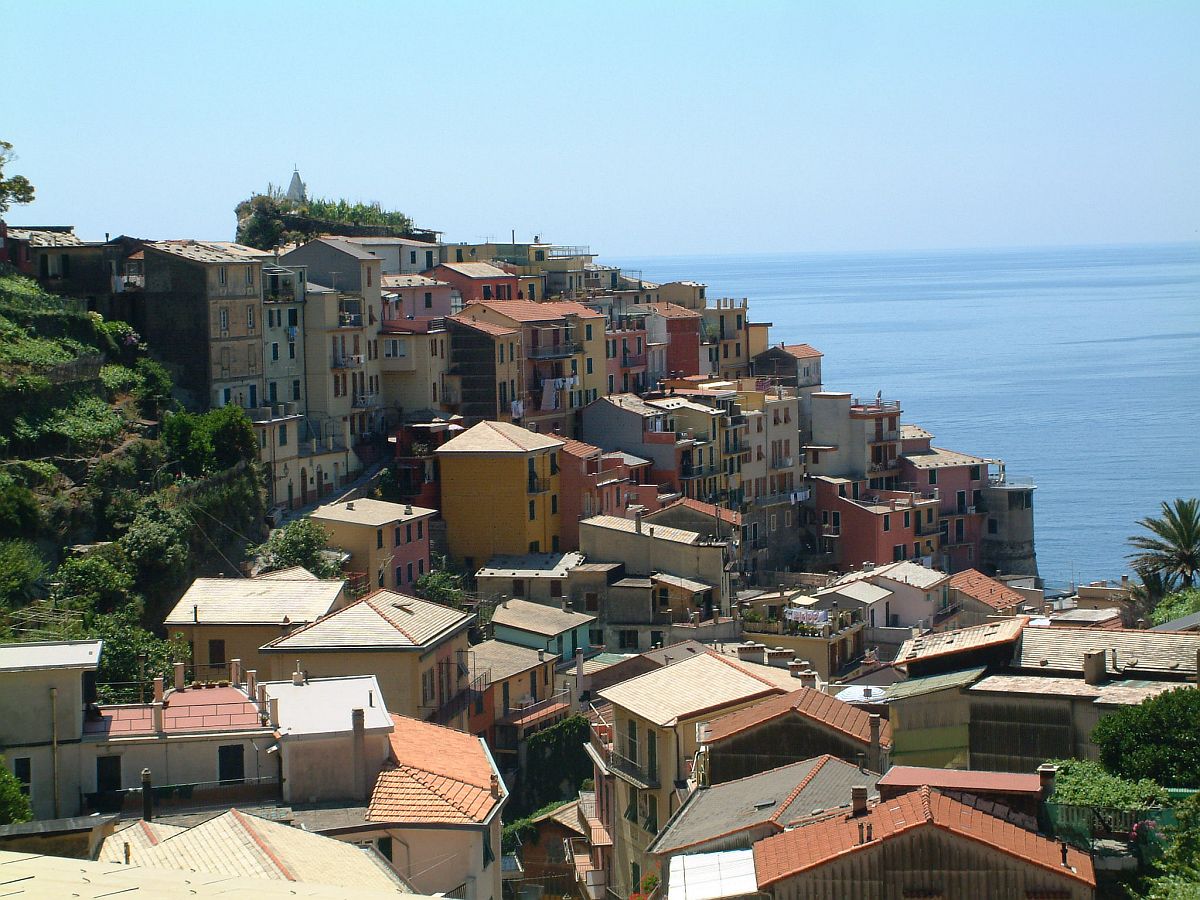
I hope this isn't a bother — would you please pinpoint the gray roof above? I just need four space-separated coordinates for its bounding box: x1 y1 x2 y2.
0 640 102 672
468 639 556 683
884 667 986 701
313 237 381 260
1016 626 1200 678
1152 610 1200 632
491 599 596 636
476 552 585 579
648 756 880 856
260 591 470 652
165 576 344 626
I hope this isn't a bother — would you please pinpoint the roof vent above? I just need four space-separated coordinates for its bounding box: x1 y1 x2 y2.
753 799 776 810
347 501 355 510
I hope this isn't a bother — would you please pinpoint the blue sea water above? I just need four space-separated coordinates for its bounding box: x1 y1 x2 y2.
613 244 1200 588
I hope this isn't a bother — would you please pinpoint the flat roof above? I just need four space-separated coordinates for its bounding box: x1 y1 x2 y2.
0 640 102 673
310 498 436 527
476 552 585 579
263 675 393 736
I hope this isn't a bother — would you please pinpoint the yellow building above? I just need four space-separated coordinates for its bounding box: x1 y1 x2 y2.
309 498 438 593
435 421 565 570
163 568 348 678
591 653 784 896
258 590 473 724
379 322 451 416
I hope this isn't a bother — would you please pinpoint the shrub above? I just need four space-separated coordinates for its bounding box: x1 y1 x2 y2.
0 481 39 539
1092 687 1200 787
50 549 135 613
255 518 339 578
1045 758 1168 809
0 539 47 609
0 758 32 825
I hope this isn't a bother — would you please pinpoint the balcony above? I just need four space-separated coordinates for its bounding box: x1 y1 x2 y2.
989 473 1037 489
338 312 364 328
770 455 795 471
869 430 901 444
868 460 899 474
528 476 550 494
529 341 582 360
620 352 647 368
680 464 716 480
755 491 795 507
822 523 842 537
332 354 363 369
84 776 280 815
608 748 660 790
351 392 379 408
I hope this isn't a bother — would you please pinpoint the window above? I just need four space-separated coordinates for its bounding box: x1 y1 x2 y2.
631 861 642 889
218 266 227 285
421 669 435 705
292 379 301 400
278 423 288 446
218 744 245 784
551 495 558 514
246 306 255 330
96 755 122 794
644 793 659 833
418 558 424 576
589 627 603 645
208 639 226 665
529 500 536 521
366 266 372 287
288 307 298 327
914 542 922 558
585 323 593 340
894 544 905 562
377 528 384 549
882 514 891 532
219 308 229 331
417 520 423 539
424 291 433 309
12 758 30 797
271 342 279 361
406 524 413 543
988 517 998 534
394 526 403 546
618 629 638 650
586 357 593 374
903 510 910 528
268 381 277 403
969 465 981 481
929 469 938 485
407 562 414 583
483 829 495 869
585 592 599 612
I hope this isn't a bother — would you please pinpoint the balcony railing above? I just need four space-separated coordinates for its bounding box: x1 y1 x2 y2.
989 474 1037 489
755 491 794 507
770 455 795 470
620 352 647 368
608 748 660 790
680 465 716 479
869 430 901 444
528 476 550 493
338 312 364 327
332 354 363 368
84 776 280 815
529 341 582 359
351 392 379 408
823 523 842 536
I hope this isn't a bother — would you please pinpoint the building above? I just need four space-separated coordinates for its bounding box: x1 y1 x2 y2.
883 667 985 769
697 688 889 784
588 652 785 897
139 241 269 409
490 598 596 659
752 786 1095 899
309 498 437 592
643 303 704 379
163 567 348 677
948 568 1027 626
464 639 562 753
338 235 441 275
831 561 951 631
427 262 521 304
436 421 565 568
474 552 586 604
257 590 473 724
578 394 702 494
365 714 508 900
647 755 880 884
558 438 667 550
811 476 941 571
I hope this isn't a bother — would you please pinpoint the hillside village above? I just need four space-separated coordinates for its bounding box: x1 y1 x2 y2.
0 174 1197 899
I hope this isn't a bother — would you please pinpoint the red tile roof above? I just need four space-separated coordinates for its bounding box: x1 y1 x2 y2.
468 300 604 322
753 787 1095 888
561 438 603 459
781 343 822 359
704 687 892 749
950 568 1025 611
644 302 702 319
84 686 263 736
650 496 742 527
368 714 503 825
877 766 1042 796
447 314 519 336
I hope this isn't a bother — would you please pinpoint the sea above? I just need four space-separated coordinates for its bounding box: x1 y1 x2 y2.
612 244 1200 588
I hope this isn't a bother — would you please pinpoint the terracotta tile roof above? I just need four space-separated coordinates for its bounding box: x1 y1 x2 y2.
753 787 1095 888
877 766 1042 796
561 437 603 459
895 616 1028 667
703 687 892 749
84 686 265 737
1016 625 1200 678
780 343 822 359
468 299 604 321
649 497 743 527
644 302 702 319
447 314 519 336
949 569 1026 611
130 808 407 890
368 714 503 825
260 590 470 652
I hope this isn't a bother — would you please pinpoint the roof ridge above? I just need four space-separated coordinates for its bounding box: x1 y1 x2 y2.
258 593 375 647
230 808 296 881
702 649 784 689
769 755 831 824
366 592 421 643
399 763 491 818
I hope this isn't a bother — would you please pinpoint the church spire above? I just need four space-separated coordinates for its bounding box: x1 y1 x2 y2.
285 168 306 203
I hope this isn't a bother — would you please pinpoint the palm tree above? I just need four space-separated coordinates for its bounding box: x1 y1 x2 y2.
1128 498 1200 589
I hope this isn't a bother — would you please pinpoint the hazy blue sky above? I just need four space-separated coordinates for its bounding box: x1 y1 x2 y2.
5 1 1197 255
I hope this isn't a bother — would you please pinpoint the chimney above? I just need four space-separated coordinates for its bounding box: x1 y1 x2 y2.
192 604 199 624
269 697 280 727
490 773 501 798
1038 763 1058 799
1083 649 1106 685
799 669 818 689
246 669 257 698
851 785 869 816
788 659 806 678
501 594 509 609
346 501 355 510
152 676 164 703
405 504 413 515
141 768 153 822
352 708 367 800
538 649 546 662
152 701 164 733
173 662 185 691
123 841 131 864
292 662 304 686
766 647 792 669
868 714 882 772
635 510 643 534
257 682 267 710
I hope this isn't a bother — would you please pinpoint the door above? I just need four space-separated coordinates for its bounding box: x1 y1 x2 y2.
218 745 245 785
425 250 434 270
248 384 257 408
96 756 122 794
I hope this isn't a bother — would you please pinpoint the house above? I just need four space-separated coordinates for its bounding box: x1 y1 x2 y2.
464 639 563 757
883 667 984 769
490 597 596 659
876 765 1049 821
378 316 452 419
163 568 347 677
257 590 473 725
588 652 785 898
520 799 585 891
474 552 587 605
647 755 880 882
309 499 436 592
5 226 109 299
427 262 520 304
559 438 667 550
436 421 565 568
339 235 441 276
697 688 889 784
752 786 1095 899
750 343 823 394
251 401 306 511
810 475 942 572
893 615 1028 678
95 807 410 893
139 240 269 409
365 714 508 900
578 394 698 495
948 567 1026 626
643 303 703 379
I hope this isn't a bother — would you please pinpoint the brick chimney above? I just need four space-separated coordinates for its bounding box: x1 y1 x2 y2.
868 714 882 772
851 785 869 816
1038 763 1058 799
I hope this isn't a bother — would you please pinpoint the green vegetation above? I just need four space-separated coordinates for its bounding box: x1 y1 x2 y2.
0 140 35 215
162 405 258 477
255 518 340 579
0 540 48 610
414 559 467 606
1093 688 1200 787
234 187 417 251
305 197 413 231
1142 794 1200 898
502 798 572 854
0 757 32 826
1152 589 1200 626
1046 759 1168 809
1130 498 1200 591
510 715 592 819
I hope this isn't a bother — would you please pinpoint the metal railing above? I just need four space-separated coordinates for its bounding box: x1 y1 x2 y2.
754 491 794 507
84 776 280 815
769 455 795 470
529 341 582 359
332 354 363 368
351 392 379 408
338 312 363 327
528 476 550 493
620 352 647 368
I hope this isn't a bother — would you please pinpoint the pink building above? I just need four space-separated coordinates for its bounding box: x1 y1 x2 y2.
425 262 520 304
645 302 703 376
557 437 665 549
381 274 457 323
604 312 650 395
813 475 941 571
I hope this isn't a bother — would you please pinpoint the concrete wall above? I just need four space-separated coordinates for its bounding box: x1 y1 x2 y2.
281 731 390 803
0 668 87 819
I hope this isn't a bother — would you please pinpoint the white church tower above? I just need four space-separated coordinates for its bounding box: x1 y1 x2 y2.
285 167 306 203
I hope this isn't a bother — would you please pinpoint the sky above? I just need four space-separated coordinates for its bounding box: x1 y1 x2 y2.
4 1 1198 256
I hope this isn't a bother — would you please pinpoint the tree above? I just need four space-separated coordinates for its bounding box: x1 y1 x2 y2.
255 518 340 578
414 559 466 606
0 758 32 825
50 550 135 613
1044 758 1167 809
0 539 47 609
84 606 190 688
1130 498 1200 590
0 480 39 539
1132 567 1182 623
0 141 35 215
120 497 190 586
1144 793 1200 898
162 405 257 477
1092 687 1200 786
1153 589 1200 627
